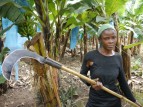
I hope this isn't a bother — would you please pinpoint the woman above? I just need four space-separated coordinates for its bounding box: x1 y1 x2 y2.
80 24 141 107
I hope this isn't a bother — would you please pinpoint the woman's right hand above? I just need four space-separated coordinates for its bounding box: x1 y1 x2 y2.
91 81 103 90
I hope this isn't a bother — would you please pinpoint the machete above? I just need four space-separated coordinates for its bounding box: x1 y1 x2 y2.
1 49 139 107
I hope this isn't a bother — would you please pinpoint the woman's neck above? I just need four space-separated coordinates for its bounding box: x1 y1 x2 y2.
98 47 115 56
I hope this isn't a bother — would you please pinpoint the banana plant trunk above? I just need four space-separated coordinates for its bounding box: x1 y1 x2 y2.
129 31 134 55
113 13 120 52
92 36 95 49
54 17 61 60
33 0 61 107
121 45 131 80
27 33 61 107
60 29 71 59
34 0 51 52
95 35 99 50
83 24 87 55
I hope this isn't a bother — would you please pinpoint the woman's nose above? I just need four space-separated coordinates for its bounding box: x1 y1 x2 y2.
108 38 114 43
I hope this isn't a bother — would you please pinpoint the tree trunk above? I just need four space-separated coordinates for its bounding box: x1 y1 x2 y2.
113 13 120 52
60 29 71 59
124 36 126 45
92 36 95 49
31 1 62 106
95 36 98 50
137 44 141 54
121 45 131 80
34 0 51 52
61 34 64 43
26 33 61 107
80 39 83 62
83 24 87 55
54 17 61 60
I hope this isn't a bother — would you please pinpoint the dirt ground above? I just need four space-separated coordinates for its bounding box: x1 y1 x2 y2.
0 55 89 107
0 61 36 107
0 45 143 107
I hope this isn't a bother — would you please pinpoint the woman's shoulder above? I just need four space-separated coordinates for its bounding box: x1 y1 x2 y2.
85 50 97 56
84 50 98 59
114 52 122 61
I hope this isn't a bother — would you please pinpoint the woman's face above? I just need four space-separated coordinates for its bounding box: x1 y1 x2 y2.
99 29 117 51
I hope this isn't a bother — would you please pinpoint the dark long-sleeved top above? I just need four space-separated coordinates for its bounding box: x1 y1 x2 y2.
80 50 136 107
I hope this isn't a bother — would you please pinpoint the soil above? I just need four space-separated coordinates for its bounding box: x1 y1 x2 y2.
0 61 36 107
0 45 143 107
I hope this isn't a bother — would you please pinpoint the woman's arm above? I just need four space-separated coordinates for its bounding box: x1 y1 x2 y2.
80 54 90 86
118 55 136 102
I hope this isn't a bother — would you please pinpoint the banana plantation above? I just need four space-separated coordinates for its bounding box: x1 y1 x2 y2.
0 0 143 107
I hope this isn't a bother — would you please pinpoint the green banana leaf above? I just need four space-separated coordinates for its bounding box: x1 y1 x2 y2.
124 41 143 49
0 0 25 22
105 0 128 17
0 75 6 84
0 23 15 36
0 47 10 64
0 0 26 37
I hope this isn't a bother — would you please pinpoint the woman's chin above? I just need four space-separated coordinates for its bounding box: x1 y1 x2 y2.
106 47 115 51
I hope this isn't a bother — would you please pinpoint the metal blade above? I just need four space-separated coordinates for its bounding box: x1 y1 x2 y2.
2 49 45 80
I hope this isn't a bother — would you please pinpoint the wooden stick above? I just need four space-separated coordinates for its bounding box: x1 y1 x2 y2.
61 66 139 107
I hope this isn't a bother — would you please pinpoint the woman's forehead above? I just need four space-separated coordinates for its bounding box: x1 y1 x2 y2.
102 29 117 36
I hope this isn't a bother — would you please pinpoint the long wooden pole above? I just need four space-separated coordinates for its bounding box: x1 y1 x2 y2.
61 66 139 107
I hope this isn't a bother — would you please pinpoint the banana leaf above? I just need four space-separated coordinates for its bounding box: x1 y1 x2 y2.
124 41 143 49
0 75 6 84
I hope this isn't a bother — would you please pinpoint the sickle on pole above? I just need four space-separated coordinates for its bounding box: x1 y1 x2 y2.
2 49 139 107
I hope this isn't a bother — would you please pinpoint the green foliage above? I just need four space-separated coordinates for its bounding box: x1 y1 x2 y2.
17 15 36 39
0 0 25 22
78 11 97 23
124 41 143 49
105 0 128 17
133 91 143 106
85 23 98 36
66 1 91 14
0 47 10 64
131 58 142 71
96 16 107 23
60 86 78 107
0 75 6 84
0 0 37 39
134 0 143 15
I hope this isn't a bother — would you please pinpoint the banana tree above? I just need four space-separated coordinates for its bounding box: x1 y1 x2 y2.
121 0 143 51
112 0 143 80
0 0 61 107
0 0 100 106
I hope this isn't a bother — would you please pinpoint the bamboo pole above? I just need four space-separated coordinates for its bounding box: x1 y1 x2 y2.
61 66 139 107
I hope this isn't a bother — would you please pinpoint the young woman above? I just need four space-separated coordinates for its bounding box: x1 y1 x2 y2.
80 24 141 107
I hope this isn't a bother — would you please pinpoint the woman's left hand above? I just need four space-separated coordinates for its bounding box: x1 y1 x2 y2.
91 81 103 90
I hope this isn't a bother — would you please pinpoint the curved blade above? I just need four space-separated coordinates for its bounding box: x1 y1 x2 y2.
2 49 45 80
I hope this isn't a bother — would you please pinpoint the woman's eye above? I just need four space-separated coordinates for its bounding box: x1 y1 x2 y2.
104 38 109 40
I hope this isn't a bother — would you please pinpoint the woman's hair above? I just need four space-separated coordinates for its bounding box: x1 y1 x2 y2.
99 28 116 38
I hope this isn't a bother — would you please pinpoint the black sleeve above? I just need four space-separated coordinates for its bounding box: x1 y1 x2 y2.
80 54 90 86
117 55 136 102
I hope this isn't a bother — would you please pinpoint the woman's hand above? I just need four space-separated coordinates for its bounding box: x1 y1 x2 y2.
91 81 103 90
